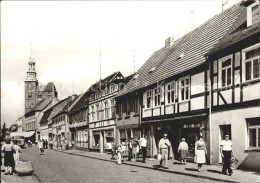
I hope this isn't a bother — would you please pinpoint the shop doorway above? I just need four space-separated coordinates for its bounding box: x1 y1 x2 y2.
182 128 200 158
220 125 231 140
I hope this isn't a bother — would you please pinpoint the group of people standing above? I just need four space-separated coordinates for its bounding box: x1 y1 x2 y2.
1 136 22 175
110 133 234 176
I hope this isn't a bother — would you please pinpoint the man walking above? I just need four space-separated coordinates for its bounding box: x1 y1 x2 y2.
159 134 170 169
111 139 116 160
139 135 147 163
127 138 133 161
220 134 233 176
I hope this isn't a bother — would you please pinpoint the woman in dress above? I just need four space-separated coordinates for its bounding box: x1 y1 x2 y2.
37 140 44 155
132 137 139 161
178 138 189 165
195 136 207 172
2 137 15 175
117 144 123 165
13 140 22 166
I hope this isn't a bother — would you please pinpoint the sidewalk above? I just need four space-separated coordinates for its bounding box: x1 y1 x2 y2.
1 166 38 183
57 149 260 183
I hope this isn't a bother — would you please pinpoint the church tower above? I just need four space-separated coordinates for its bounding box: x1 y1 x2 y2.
25 54 38 113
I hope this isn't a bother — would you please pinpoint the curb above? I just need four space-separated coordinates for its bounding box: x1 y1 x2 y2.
58 150 241 183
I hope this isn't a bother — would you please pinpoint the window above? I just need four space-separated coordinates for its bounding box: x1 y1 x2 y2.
28 92 32 98
104 102 109 119
134 98 139 114
146 90 152 108
110 84 118 93
110 99 115 118
252 4 260 25
248 125 260 148
126 101 130 115
243 45 260 81
90 94 94 101
96 104 99 121
91 106 95 122
219 56 232 87
179 76 190 102
154 87 161 107
95 92 99 99
166 82 175 104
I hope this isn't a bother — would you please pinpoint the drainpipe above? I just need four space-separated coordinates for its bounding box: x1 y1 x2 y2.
208 56 213 164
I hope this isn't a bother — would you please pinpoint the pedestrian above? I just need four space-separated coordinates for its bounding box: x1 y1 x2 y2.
42 139 46 149
158 134 170 169
117 144 123 165
138 135 147 163
110 139 116 160
38 140 44 155
220 134 233 176
127 138 133 161
46 140 49 149
2 136 15 175
178 138 189 165
65 139 68 150
28 140 32 147
195 136 207 172
132 137 139 161
13 140 22 166
49 139 53 149
54 140 58 150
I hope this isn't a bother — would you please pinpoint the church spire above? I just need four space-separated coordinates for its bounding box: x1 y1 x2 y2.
26 39 38 82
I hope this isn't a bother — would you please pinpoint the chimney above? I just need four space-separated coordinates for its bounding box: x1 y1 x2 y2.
165 37 174 49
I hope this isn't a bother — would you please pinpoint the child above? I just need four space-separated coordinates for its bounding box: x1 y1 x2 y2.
117 144 123 165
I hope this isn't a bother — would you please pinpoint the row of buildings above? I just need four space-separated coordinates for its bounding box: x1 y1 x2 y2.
17 1 259 171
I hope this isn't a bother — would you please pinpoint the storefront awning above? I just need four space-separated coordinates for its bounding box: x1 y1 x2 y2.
141 112 208 124
10 131 35 138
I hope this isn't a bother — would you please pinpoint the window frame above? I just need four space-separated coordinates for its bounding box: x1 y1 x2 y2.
179 76 190 102
166 81 176 104
154 87 161 107
248 125 260 149
146 90 152 108
247 1 260 27
242 43 260 82
218 55 233 88
104 101 109 119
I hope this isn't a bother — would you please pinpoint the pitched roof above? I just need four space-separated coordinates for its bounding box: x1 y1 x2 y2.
25 97 53 116
69 72 124 114
40 97 71 124
207 8 260 56
52 95 79 119
118 3 244 97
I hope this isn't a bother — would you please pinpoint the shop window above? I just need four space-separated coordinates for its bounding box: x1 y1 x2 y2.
219 55 232 87
166 82 175 104
179 76 190 102
154 87 161 107
243 44 260 82
146 90 152 108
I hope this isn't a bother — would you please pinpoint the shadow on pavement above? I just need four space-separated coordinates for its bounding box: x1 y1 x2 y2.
185 168 198 172
207 169 224 174
173 162 184 165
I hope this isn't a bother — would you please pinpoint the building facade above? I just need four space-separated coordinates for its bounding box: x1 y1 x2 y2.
88 72 123 152
207 0 260 171
117 3 245 161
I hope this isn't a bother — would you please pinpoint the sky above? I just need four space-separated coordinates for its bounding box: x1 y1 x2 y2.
1 0 240 128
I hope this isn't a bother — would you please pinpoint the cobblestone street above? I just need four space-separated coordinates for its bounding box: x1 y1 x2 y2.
20 147 220 183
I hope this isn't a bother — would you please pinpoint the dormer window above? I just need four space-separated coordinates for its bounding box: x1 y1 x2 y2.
247 1 260 27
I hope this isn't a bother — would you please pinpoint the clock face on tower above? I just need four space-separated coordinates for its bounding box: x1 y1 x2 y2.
27 83 35 91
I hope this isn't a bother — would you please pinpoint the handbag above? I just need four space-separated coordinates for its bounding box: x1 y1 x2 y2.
15 160 34 175
230 157 238 164
157 154 162 161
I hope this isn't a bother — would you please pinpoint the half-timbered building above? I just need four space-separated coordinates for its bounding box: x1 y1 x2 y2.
206 0 260 171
